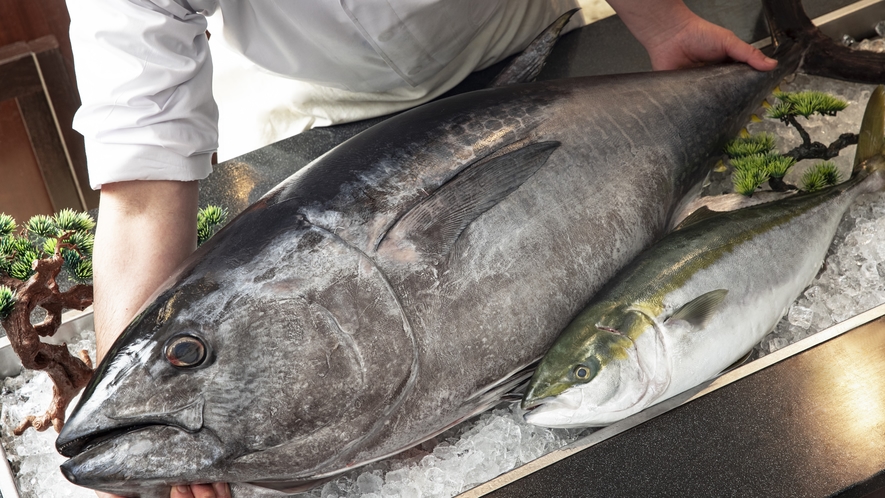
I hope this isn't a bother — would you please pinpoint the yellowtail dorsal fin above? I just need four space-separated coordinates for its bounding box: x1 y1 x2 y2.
674 206 720 231
854 85 885 172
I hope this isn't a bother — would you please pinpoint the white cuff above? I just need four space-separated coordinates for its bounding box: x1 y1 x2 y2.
86 142 214 189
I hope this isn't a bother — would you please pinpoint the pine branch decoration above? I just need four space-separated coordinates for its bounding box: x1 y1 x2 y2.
0 211 96 434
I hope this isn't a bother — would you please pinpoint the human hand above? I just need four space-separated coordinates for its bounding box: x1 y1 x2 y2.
171 483 232 498
94 482 231 498
607 0 777 71
641 12 777 71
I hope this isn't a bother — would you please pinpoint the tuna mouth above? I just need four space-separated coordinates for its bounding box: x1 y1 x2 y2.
57 423 155 458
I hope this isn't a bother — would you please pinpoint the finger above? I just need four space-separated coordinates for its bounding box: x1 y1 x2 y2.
95 492 126 498
723 34 778 71
190 483 218 498
212 482 232 498
171 485 195 498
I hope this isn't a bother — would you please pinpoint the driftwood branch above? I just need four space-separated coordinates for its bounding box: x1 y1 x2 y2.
2 246 93 434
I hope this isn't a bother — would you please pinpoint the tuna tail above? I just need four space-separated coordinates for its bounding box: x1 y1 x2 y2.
854 85 885 175
490 9 579 87
762 0 885 84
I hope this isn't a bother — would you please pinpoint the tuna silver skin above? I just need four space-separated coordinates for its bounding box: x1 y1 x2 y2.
522 86 885 429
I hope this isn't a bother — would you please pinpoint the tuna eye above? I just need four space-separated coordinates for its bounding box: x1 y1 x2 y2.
573 365 592 381
165 335 207 367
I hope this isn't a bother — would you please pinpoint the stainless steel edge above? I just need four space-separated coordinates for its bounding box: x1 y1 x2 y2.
0 442 21 498
751 0 885 48
815 0 885 39
0 307 94 380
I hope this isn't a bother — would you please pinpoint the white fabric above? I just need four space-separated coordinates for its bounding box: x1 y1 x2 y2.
67 0 589 188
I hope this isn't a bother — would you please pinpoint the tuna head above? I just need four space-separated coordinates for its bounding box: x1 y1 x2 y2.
56 207 417 493
522 303 669 428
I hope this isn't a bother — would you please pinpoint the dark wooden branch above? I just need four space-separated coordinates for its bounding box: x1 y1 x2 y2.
1 245 93 434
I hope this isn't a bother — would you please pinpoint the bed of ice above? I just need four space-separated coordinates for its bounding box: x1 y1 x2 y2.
2 60 885 498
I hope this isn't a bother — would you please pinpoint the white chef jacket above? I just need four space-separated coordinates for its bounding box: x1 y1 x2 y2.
67 0 590 188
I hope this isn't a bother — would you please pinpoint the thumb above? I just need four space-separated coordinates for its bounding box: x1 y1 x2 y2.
723 35 778 71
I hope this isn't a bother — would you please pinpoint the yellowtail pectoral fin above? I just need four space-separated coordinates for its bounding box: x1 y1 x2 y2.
665 289 729 330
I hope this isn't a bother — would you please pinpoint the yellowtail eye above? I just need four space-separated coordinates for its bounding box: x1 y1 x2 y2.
165 335 207 368
573 365 592 380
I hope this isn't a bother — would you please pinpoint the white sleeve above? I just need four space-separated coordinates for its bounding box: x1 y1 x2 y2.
67 0 218 189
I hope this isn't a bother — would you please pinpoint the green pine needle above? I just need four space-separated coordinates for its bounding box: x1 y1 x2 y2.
0 286 15 319
43 237 58 256
27 215 58 239
9 254 37 280
3 236 39 280
733 167 770 196
0 236 15 258
769 91 849 120
71 259 93 282
730 154 769 173
54 209 95 232
725 133 776 158
765 155 797 179
767 101 795 121
801 161 842 192
67 231 95 258
197 205 228 246
0 214 15 238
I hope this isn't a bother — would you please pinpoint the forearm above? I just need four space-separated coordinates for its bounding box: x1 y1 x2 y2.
92 180 198 362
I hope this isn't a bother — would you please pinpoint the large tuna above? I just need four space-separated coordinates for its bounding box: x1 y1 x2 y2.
55 2 885 496
522 87 885 428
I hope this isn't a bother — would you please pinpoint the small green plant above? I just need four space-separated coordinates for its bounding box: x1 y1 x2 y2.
732 165 770 196
801 161 842 192
768 91 848 120
197 205 228 245
725 90 857 196
0 209 96 434
0 286 14 319
725 133 776 158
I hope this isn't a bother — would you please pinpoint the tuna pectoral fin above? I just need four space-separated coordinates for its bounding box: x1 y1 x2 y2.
490 9 579 87
379 141 560 259
665 289 729 330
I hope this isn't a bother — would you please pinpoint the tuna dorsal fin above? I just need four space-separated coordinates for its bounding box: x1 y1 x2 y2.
673 206 719 231
489 9 579 87
665 289 729 330
378 141 560 260
855 85 885 172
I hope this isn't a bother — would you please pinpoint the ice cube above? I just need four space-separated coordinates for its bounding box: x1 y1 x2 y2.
787 305 814 329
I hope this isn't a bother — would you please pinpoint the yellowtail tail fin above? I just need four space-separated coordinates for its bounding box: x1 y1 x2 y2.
854 85 885 174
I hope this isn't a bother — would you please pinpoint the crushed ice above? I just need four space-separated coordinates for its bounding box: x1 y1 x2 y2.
1 333 94 498
2 74 885 498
